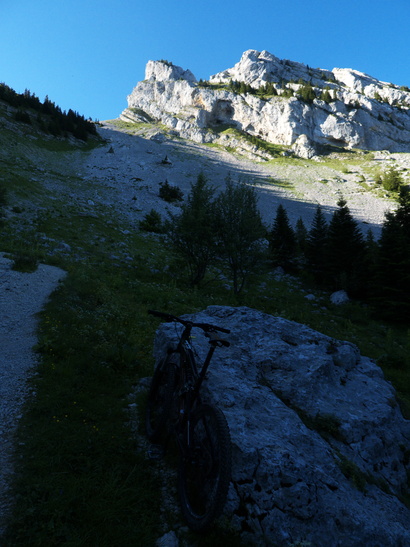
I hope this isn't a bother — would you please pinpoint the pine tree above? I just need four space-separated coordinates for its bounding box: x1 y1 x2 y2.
298 82 316 103
362 229 379 300
326 198 365 294
320 86 333 103
306 205 328 283
377 187 410 319
395 185 410 238
268 204 296 270
295 217 308 265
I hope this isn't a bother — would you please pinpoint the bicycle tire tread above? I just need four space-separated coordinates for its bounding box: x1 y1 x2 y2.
178 403 232 531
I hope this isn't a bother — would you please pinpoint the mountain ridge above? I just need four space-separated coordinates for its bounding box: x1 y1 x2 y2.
121 49 410 157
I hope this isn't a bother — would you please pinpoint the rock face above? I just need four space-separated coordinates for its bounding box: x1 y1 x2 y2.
152 306 410 546
122 50 410 156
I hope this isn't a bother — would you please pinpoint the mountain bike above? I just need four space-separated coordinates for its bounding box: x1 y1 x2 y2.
146 309 232 531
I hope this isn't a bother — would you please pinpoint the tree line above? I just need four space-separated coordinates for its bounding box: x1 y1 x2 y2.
198 78 338 104
0 83 97 141
141 174 410 320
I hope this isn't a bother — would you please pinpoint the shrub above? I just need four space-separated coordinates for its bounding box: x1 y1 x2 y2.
12 253 39 273
158 180 184 203
166 173 216 285
297 83 316 104
320 88 333 103
139 209 165 233
214 179 266 293
382 166 403 192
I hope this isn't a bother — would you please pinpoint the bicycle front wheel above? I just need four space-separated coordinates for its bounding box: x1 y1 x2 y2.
145 355 178 443
178 403 232 531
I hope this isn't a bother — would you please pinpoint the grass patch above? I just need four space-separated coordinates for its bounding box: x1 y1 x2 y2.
34 135 102 153
266 175 294 189
213 125 288 159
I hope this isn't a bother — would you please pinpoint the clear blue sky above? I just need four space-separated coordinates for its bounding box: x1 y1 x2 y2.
1 0 409 121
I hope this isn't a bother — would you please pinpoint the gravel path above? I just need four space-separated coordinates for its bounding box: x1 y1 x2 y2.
0 254 66 535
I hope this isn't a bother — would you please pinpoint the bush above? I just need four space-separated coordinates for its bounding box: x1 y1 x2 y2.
158 180 184 203
139 209 165 233
214 179 266 293
382 166 403 192
297 83 316 104
12 253 39 273
320 88 333 103
166 173 216 285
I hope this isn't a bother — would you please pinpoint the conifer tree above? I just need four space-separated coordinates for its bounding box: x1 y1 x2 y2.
377 186 410 319
306 205 328 283
363 229 379 298
268 204 296 270
326 198 365 294
395 185 410 238
295 217 308 265
298 82 316 103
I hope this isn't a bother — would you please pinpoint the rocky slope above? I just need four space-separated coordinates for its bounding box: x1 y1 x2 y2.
122 49 410 156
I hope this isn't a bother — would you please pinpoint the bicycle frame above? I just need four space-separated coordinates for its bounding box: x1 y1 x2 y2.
157 317 227 455
147 309 232 531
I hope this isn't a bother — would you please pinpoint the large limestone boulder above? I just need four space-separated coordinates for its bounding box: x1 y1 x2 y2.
152 306 410 546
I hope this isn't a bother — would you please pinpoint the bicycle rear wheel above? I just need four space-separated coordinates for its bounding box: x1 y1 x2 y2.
178 403 231 531
145 355 178 443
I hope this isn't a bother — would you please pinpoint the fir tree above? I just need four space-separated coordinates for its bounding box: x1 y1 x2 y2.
319 86 333 103
298 82 316 103
325 198 365 294
377 187 410 319
395 185 410 238
268 204 296 270
295 217 308 264
362 229 379 301
306 205 328 283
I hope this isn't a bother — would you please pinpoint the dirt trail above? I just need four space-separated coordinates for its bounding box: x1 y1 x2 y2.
0 254 66 535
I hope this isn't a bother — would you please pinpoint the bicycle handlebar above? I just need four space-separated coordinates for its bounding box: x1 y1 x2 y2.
148 309 231 335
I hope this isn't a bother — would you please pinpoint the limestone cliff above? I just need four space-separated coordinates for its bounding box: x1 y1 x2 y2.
121 50 410 157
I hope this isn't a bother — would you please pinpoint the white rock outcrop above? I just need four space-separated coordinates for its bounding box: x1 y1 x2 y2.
122 50 410 155
152 306 410 546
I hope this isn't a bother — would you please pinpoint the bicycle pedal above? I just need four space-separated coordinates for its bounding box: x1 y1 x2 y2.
147 444 164 460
